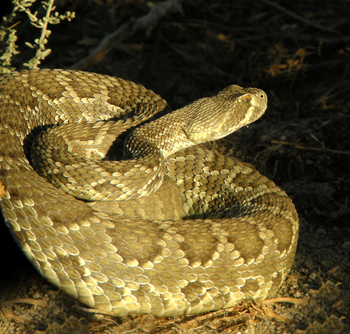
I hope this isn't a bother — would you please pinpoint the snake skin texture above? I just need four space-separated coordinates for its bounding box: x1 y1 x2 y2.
0 69 299 317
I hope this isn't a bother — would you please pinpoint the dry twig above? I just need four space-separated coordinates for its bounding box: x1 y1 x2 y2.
70 0 184 70
258 0 341 35
272 140 350 156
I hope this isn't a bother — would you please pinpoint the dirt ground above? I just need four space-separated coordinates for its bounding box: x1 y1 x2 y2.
0 0 350 333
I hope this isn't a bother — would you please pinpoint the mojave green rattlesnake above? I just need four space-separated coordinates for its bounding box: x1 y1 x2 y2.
0 69 299 317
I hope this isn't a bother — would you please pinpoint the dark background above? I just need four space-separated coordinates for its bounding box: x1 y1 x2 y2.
1 0 349 333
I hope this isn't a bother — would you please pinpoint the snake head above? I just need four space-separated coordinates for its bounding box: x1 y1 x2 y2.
182 85 268 144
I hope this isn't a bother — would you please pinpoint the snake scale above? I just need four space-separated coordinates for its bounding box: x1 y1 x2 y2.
0 69 299 317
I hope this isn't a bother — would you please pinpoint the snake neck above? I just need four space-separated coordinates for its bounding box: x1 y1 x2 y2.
124 106 194 160
124 85 268 160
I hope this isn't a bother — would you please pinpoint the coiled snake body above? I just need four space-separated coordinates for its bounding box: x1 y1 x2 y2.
0 69 299 317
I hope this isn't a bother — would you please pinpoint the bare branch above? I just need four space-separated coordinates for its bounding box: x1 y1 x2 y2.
258 0 341 35
70 0 184 70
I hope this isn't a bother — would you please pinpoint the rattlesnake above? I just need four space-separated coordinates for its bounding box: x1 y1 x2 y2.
0 69 299 317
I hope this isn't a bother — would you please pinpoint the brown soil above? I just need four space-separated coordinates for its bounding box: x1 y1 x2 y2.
1 0 349 333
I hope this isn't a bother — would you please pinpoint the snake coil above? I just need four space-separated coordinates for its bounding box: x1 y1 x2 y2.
0 69 299 317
